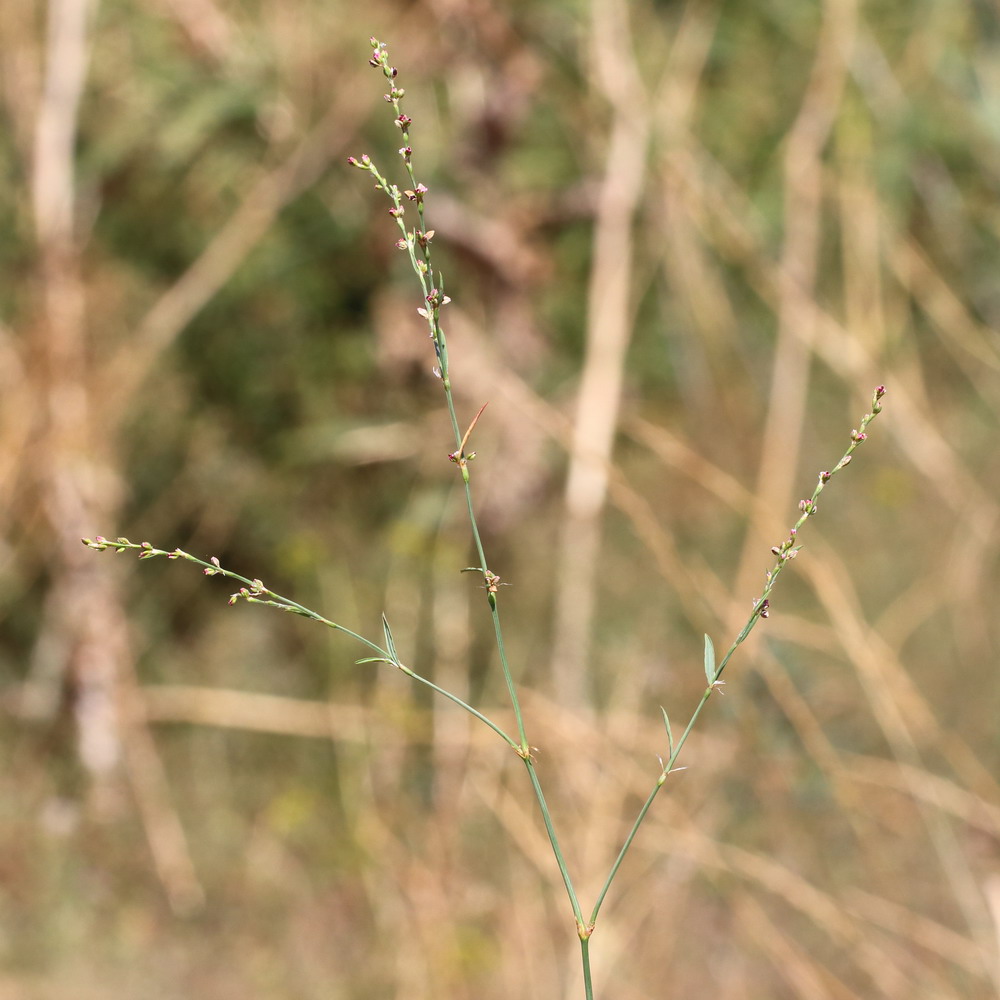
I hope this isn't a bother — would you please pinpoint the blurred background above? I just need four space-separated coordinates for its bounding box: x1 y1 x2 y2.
1 0 999 997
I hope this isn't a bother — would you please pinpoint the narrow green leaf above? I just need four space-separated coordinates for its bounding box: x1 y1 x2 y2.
660 706 674 757
703 633 716 685
382 614 399 665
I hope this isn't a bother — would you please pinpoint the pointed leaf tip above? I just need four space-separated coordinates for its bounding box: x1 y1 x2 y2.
703 634 716 685
660 706 674 756
382 613 399 664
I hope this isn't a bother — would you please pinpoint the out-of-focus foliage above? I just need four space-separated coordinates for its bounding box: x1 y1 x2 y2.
1 0 999 997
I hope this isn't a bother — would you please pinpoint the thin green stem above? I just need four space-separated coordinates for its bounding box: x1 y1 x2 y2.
398 666 519 751
522 756 586 927
580 937 594 1000
81 538 519 751
588 386 887 929
354 40 586 931
589 682 715 924
489 602 529 753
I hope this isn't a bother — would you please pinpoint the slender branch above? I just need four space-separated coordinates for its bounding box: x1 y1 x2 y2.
81 538 520 752
588 385 887 927
349 37 582 920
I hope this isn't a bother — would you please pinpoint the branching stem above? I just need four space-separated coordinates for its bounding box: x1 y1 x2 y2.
86 34 888 1000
